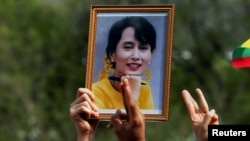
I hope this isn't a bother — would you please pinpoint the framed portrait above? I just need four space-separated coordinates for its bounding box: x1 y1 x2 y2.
85 4 175 121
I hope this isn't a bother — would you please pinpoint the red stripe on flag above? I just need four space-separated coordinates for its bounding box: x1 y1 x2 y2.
232 57 250 68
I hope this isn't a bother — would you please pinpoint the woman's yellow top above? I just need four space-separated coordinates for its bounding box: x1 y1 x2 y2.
92 78 154 109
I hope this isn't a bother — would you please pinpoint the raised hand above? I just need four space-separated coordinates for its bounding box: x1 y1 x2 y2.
107 77 145 141
69 88 100 141
182 88 219 141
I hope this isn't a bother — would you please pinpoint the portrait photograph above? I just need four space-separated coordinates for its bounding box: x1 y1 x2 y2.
85 5 175 121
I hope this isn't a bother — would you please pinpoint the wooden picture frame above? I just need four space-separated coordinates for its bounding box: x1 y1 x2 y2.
85 4 175 121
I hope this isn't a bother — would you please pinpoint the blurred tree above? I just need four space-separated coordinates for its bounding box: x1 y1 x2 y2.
0 0 86 140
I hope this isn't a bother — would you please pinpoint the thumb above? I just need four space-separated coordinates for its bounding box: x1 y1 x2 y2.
109 110 123 128
202 109 216 126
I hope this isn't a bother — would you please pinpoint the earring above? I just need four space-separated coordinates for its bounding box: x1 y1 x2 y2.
145 68 151 82
98 56 113 80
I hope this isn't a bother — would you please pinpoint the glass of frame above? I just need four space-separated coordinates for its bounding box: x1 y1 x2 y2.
85 4 175 121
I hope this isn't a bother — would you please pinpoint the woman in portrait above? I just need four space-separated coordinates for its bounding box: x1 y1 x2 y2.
92 16 156 109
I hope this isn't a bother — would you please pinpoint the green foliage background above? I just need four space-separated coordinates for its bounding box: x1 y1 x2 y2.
0 0 250 140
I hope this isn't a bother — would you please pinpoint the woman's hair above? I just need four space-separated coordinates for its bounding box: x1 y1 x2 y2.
106 16 156 63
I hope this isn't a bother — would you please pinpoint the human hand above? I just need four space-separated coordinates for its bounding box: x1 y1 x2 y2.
107 77 145 141
182 88 219 141
69 88 100 141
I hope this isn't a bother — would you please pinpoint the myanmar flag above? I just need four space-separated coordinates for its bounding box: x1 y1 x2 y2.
232 38 250 68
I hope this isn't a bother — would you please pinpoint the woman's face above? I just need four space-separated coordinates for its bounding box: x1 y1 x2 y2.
110 27 152 77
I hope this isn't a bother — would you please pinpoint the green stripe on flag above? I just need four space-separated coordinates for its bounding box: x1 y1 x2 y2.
232 47 250 58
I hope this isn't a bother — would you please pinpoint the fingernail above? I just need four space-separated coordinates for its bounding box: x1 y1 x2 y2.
92 112 99 117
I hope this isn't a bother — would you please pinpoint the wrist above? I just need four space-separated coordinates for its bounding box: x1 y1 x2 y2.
77 135 89 141
118 136 146 141
77 134 93 141
77 130 94 141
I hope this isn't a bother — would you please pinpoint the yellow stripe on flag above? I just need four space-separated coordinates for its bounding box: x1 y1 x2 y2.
241 38 250 48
